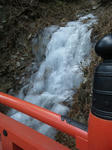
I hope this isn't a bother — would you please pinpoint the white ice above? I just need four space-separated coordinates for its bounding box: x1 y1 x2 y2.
10 14 97 138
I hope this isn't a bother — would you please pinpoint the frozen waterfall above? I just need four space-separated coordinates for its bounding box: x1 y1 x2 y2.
10 14 97 138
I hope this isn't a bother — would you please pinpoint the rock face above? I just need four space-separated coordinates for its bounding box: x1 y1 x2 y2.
89 0 111 10
88 0 101 10
89 0 111 5
0 0 39 6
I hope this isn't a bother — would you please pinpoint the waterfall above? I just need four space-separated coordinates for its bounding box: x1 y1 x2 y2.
9 14 97 138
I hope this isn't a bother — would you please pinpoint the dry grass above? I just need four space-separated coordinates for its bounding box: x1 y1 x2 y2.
91 3 112 41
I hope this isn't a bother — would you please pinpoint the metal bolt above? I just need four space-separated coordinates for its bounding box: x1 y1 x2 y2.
3 130 8 136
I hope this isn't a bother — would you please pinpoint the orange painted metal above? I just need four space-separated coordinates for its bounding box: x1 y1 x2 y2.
88 113 112 150
0 135 2 150
0 92 88 150
1 92 112 150
0 112 70 150
0 92 88 139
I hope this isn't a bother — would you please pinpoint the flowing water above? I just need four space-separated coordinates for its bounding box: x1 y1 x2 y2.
9 14 97 138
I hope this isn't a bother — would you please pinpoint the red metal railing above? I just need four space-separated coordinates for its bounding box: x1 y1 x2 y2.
0 92 88 150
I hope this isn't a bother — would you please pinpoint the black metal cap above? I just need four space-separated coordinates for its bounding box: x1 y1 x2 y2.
95 34 112 59
92 34 112 120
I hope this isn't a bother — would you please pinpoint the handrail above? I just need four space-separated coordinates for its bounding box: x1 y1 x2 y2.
0 92 88 140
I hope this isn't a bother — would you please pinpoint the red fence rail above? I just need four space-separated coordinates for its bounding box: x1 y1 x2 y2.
0 92 88 150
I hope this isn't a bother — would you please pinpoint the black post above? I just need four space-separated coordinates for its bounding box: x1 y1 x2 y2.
92 34 112 120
